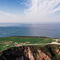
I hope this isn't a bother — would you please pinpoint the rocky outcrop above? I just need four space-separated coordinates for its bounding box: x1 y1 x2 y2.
0 45 60 60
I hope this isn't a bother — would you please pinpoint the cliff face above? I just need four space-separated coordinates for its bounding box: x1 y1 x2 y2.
0 45 60 60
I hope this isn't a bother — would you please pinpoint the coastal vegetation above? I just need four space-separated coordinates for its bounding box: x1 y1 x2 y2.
0 36 58 52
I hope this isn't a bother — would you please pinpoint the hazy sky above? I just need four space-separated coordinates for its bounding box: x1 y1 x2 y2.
0 0 60 23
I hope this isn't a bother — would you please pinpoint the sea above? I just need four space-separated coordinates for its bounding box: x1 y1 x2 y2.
0 23 60 38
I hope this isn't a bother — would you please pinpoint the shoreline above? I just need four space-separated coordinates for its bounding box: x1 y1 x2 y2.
0 36 59 39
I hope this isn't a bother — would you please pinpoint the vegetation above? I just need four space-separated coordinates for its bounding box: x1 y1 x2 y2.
0 37 54 51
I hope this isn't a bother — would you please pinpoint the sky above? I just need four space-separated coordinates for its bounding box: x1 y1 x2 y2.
0 0 60 23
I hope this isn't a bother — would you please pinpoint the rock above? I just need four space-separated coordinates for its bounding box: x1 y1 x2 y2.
0 45 60 60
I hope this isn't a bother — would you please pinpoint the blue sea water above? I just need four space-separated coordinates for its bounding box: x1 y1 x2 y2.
0 23 60 38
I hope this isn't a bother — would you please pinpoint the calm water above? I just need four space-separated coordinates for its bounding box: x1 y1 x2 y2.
0 23 60 38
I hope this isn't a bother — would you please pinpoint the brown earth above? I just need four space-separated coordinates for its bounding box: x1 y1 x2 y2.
3 41 12 45
0 44 60 60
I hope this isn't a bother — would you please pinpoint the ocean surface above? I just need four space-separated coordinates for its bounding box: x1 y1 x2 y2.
0 23 60 38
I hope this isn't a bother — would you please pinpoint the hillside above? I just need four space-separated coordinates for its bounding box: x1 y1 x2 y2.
0 44 60 60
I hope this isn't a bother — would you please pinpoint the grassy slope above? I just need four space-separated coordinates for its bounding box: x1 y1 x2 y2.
0 37 54 51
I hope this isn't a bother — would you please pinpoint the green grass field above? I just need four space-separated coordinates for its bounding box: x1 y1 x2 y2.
0 37 55 52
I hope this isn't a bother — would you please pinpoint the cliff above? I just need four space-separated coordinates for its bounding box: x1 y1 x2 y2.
0 45 60 60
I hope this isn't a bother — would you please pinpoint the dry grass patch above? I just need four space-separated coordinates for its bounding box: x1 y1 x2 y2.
3 41 12 45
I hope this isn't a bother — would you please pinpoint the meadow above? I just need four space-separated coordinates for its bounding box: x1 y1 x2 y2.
0 37 55 52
